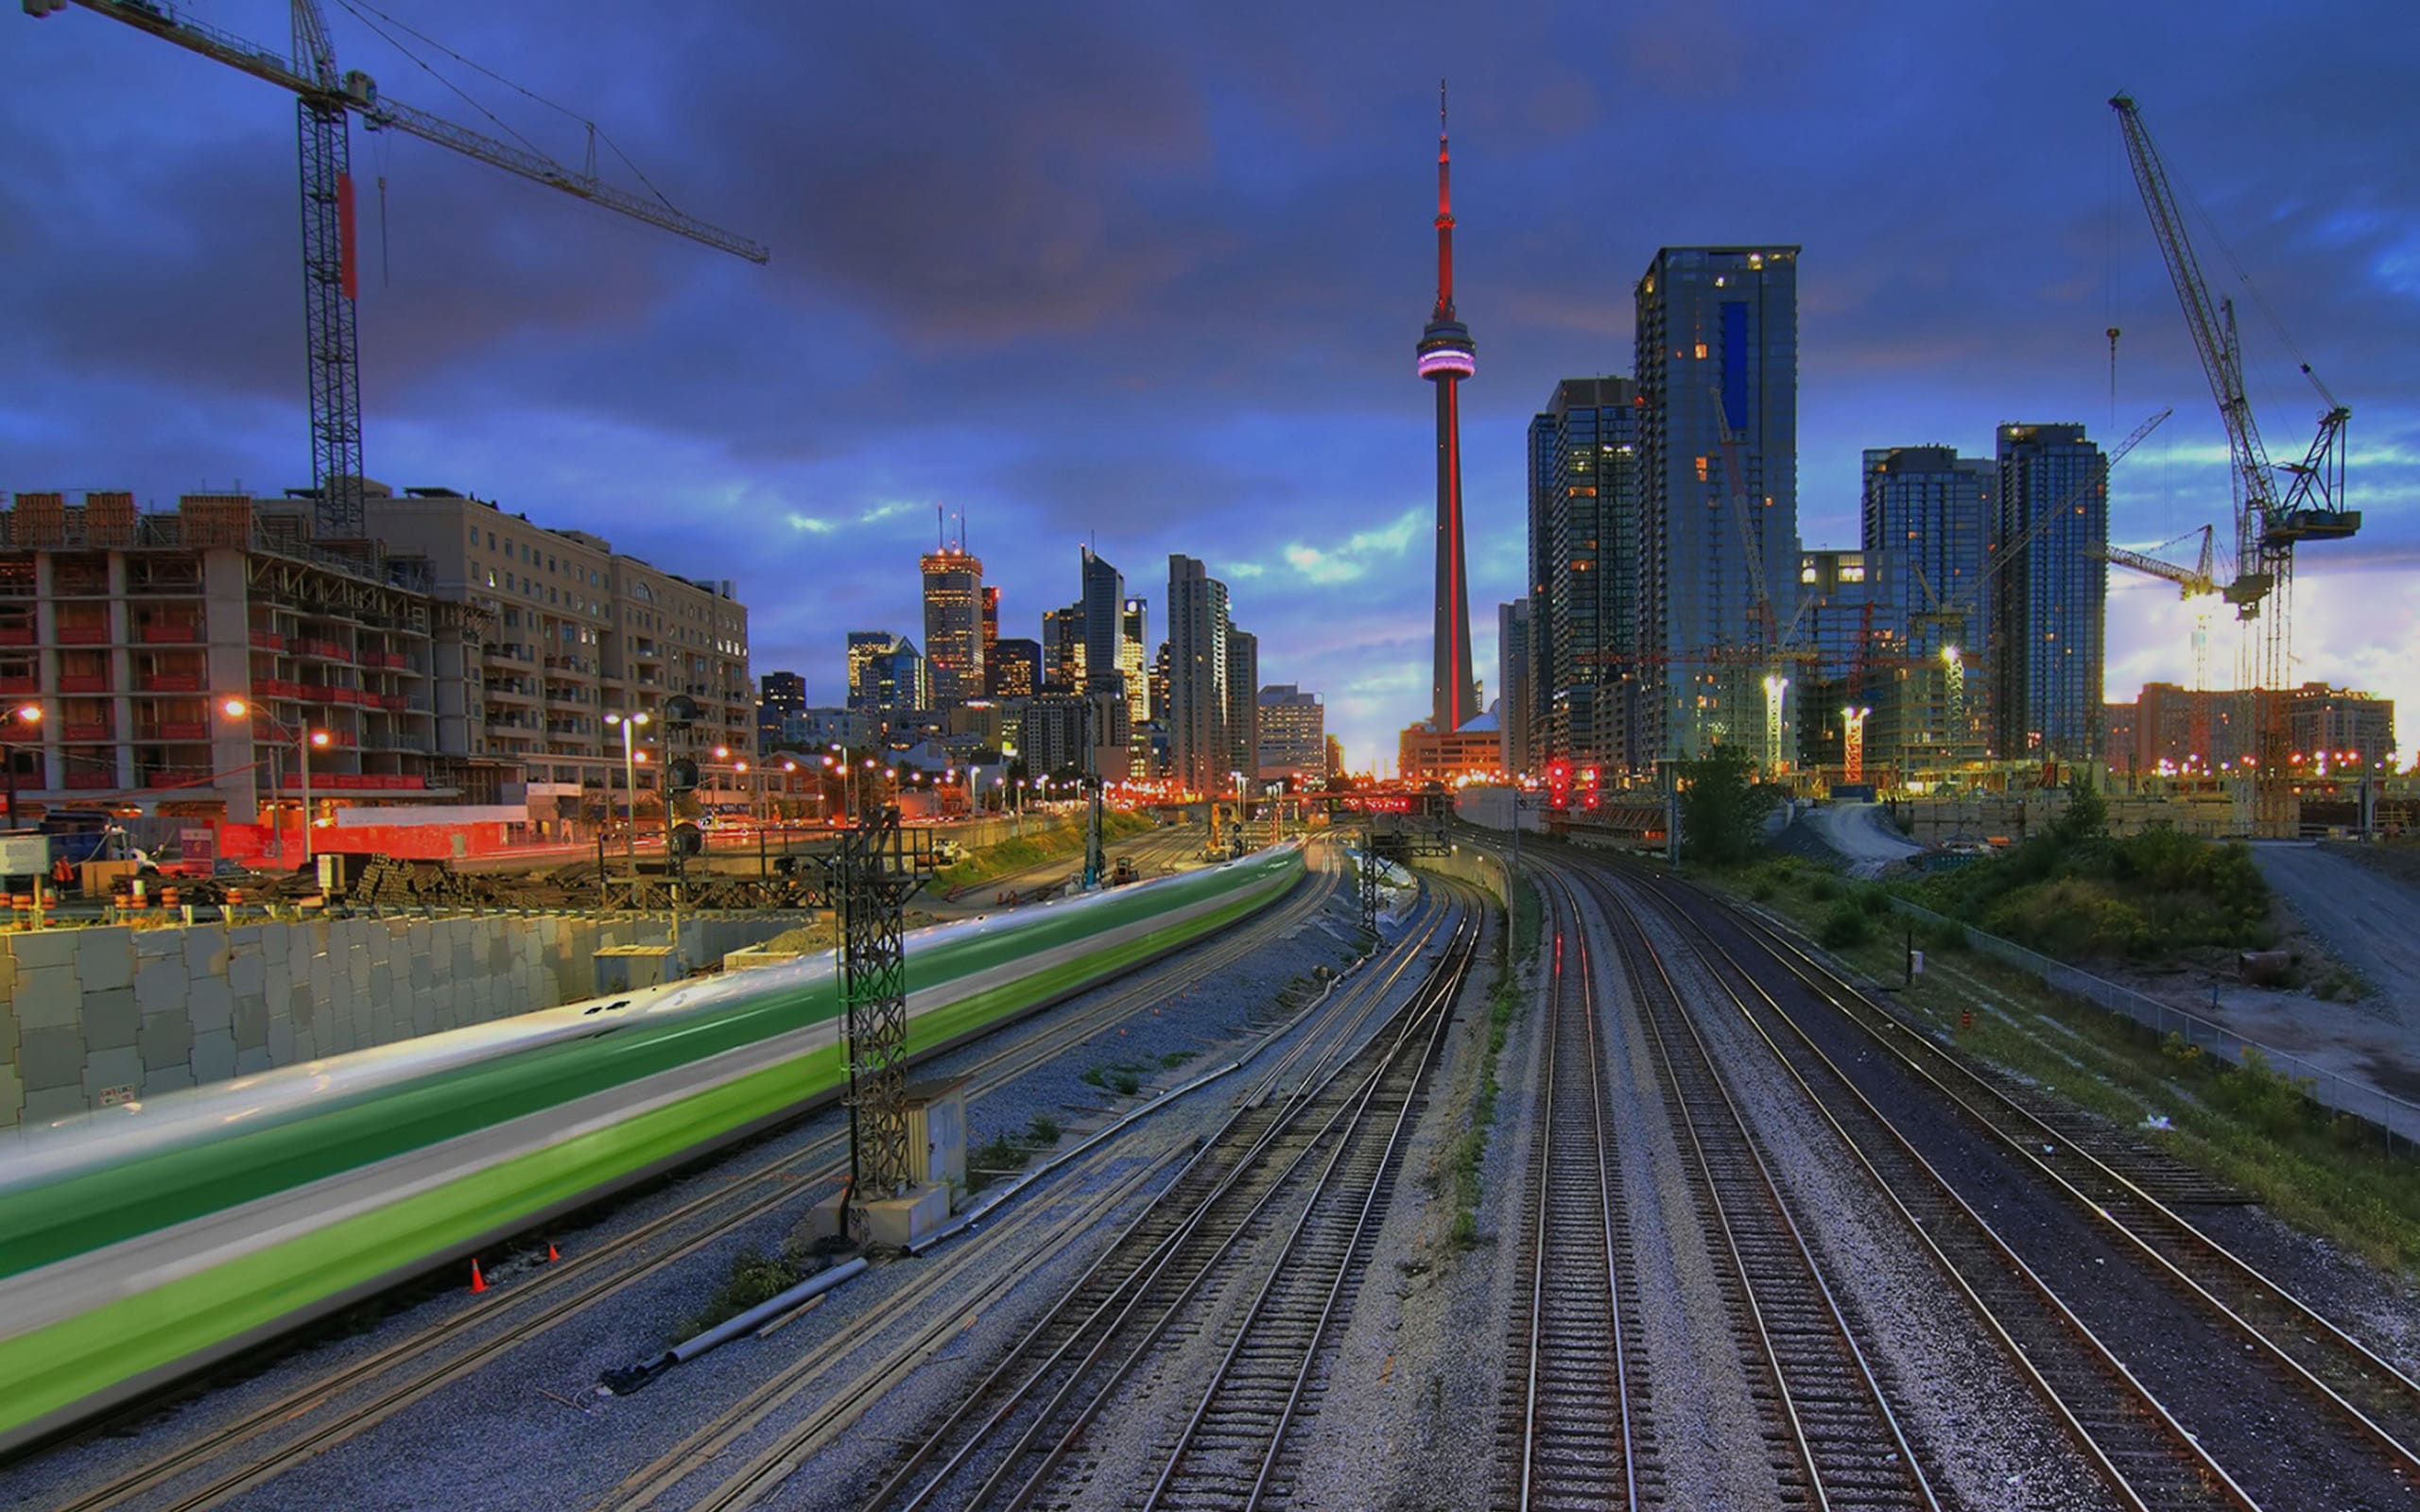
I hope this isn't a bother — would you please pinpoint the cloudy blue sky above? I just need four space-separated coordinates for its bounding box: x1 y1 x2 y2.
5 0 2415 767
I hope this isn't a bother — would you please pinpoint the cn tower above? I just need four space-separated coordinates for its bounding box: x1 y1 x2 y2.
1416 80 1478 734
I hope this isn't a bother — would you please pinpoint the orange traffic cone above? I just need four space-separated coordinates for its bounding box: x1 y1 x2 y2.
469 1259 488 1294
544 1243 561 1263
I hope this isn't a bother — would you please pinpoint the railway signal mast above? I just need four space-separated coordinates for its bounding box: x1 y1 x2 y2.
23 0 768 538
2112 94 2356 831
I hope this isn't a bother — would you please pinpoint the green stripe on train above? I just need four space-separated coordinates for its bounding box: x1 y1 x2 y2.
0 867 1293 1442
0 850 1297 1281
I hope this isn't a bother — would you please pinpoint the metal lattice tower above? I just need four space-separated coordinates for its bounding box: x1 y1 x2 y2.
1358 827 1381 939
839 807 924 1204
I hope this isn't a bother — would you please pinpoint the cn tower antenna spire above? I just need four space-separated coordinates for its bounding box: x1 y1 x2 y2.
1434 78 1456 321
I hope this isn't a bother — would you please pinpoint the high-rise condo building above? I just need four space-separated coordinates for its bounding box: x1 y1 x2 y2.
1224 627 1259 789
1861 444 1996 770
919 547 984 711
1527 375 1644 772
1793 549 1899 774
1257 684 1325 782
1634 246 1801 765
1991 423 2107 762
1497 600 1532 778
866 637 931 722
1167 555 1232 798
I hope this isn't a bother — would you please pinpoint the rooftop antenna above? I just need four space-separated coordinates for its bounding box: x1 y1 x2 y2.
936 502 944 552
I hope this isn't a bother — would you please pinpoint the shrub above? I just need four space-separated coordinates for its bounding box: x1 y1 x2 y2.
1027 1114 1062 1143
1748 879 1776 902
1110 1068 1142 1096
1857 886 1892 917
1817 901 1874 949
1807 876 1841 902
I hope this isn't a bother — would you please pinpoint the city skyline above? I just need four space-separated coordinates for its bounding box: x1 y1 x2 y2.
5 1 2414 768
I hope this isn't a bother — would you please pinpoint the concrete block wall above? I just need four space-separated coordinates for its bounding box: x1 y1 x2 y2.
0 913 794 1131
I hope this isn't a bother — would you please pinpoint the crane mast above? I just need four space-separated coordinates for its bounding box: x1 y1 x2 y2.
25 0 768 538
2111 94 2353 832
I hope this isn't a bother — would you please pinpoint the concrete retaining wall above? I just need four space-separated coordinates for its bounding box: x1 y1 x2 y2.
0 913 796 1130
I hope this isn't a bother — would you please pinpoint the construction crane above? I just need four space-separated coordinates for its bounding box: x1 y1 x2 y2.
1709 386 1805 774
23 0 769 538
1909 406 2172 764
2112 94 2354 828
2091 525 2220 765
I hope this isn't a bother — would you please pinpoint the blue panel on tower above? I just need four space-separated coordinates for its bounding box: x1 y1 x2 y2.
1721 302 1748 433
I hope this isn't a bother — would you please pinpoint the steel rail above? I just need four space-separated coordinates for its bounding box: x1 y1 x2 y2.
1595 863 2253 1510
1583 866 1936 1512
1658 869 2420 1482
863 912 1481 1512
1501 869 1638 1511
604 875 1457 1512
43 851 1345 1512
1136 916 1469 1509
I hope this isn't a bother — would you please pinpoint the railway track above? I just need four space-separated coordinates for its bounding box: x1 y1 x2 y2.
1586 868 1937 1511
1651 868 2420 1487
33 848 1347 1512
858 908 1482 1512
1572 861 2253 1510
1495 872 1646 1511
598 891 1462 1512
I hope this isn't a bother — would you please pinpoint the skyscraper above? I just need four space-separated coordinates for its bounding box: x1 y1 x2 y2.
1224 627 1259 789
1497 600 1531 778
1080 547 1127 702
1120 598 1150 728
1862 444 1996 767
1167 554 1231 798
756 670 805 750
1040 603 1086 692
1992 423 2107 762
920 546 984 712
847 630 908 715
1635 247 1801 765
1416 83 1478 736
980 585 1000 664
1527 375 1644 771
988 637 1040 699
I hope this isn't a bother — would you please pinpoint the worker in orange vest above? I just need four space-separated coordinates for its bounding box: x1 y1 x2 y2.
51 852 77 894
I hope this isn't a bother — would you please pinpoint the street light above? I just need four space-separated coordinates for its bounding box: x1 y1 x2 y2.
3 702 41 831
220 698 330 866
604 710 652 862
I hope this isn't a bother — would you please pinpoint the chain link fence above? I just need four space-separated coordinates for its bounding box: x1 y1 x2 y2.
1889 897 2417 1159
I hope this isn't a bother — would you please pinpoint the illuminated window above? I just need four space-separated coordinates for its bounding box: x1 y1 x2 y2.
1840 564 1866 583
1694 455 1710 482
1693 342 1709 360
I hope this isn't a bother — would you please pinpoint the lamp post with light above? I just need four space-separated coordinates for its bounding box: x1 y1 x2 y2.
218 698 331 866
3 701 41 832
604 710 652 862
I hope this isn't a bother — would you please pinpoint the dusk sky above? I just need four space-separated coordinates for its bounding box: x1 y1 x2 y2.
5 0 2415 768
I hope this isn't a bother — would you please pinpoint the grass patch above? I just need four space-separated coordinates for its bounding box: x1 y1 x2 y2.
1703 868 2420 1274
966 1131 1035 1194
1081 1062 1146 1097
1158 1049 1198 1070
1448 951 1530 1250
934 812 1155 890
684 1244 809 1336
1027 1113 1061 1143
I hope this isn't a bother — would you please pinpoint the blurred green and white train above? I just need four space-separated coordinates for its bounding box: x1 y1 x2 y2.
0 844 1305 1452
